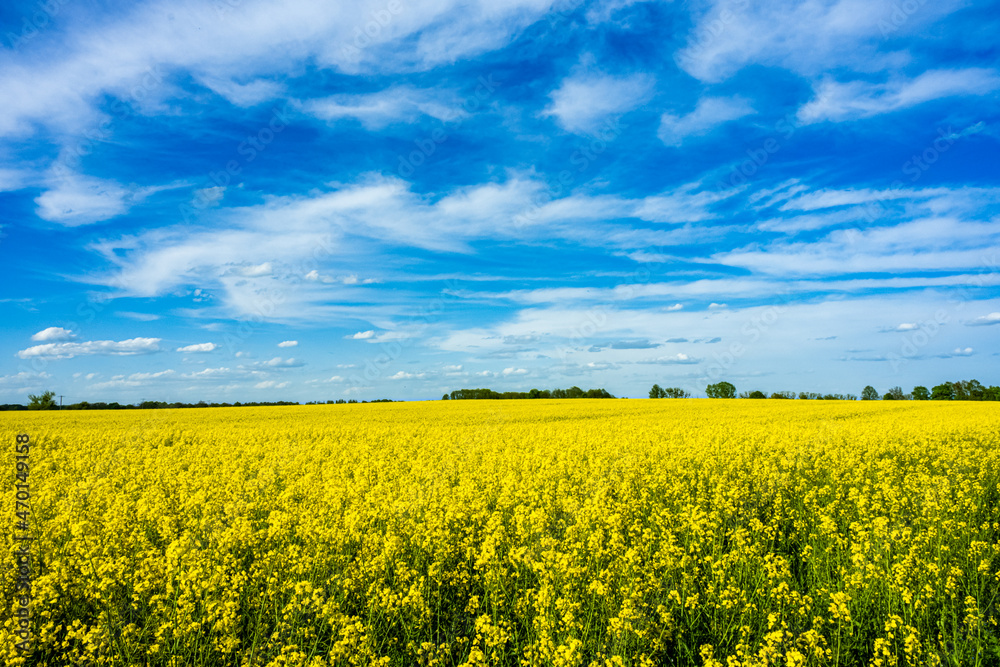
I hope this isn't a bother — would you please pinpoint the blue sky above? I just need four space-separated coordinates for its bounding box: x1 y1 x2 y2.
1 0 999 402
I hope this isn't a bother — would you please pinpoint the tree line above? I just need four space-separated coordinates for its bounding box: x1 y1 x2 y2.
646 379 1000 400
4 390 396 411
445 387 615 400
864 380 1000 401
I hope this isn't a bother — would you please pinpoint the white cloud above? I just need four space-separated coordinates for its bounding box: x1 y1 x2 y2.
895 323 918 331
443 364 464 371
676 0 966 83
0 168 30 192
17 337 161 359
88 175 737 317
708 303 727 309
0 0 559 139
952 347 974 356
456 273 1000 308
658 96 754 146
303 86 462 129
87 369 176 390
0 372 52 391
197 76 285 107
304 270 379 285
339 274 380 285
666 304 683 311
348 330 376 340
233 262 274 278
629 184 732 223
968 312 1000 327
182 367 233 380
389 371 425 380
260 357 304 368
34 172 134 226
193 186 226 208
117 311 161 321
543 72 654 134
717 215 1000 276
277 340 298 347
176 342 217 353
31 326 75 342
640 353 698 365
502 367 528 375
799 69 1000 123
254 380 290 389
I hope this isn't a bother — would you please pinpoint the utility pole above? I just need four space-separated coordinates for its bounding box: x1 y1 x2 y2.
59 395 64 408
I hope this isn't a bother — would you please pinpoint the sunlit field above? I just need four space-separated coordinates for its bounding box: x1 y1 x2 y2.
2 400 999 666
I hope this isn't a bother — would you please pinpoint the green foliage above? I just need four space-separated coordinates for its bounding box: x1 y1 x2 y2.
27 390 57 410
650 385 690 399
706 381 736 399
911 386 930 400
883 386 907 401
448 387 615 400
953 379 985 400
861 386 879 401
931 383 955 400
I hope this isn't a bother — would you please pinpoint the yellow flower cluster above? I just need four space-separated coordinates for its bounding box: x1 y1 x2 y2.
2 399 998 665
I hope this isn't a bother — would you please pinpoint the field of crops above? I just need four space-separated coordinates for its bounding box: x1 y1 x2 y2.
2 400 999 666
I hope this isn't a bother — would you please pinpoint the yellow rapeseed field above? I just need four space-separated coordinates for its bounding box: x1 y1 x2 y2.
2 400 999 666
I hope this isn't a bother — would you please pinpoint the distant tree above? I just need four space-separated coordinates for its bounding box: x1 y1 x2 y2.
911 386 930 400
442 394 449 400
650 384 665 399
884 386 906 401
931 383 954 400
986 386 1000 401
861 386 879 401
584 388 609 398
706 381 736 399
27 390 57 410
953 379 985 401
663 387 690 398
747 390 767 399
769 391 795 399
